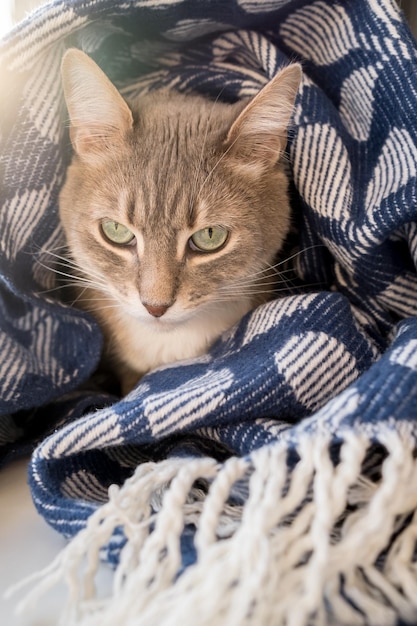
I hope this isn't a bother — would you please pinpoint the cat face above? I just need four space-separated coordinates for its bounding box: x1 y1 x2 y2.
58 50 301 385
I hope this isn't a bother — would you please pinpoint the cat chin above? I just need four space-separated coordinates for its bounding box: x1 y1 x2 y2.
111 297 252 382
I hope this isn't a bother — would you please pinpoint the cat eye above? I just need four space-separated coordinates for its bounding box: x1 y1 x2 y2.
101 220 135 245
189 226 229 252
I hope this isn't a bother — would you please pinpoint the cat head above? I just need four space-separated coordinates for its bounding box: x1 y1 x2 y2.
59 49 301 328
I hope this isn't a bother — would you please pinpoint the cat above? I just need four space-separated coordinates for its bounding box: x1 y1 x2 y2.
58 49 301 394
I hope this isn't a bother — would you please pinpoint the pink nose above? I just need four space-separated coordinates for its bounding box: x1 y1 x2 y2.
143 303 170 318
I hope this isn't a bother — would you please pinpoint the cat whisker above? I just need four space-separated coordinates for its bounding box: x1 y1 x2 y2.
224 268 296 287
277 244 326 266
36 256 108 286
36 283 83 296
44 268 107 289
69 285 94 308
222 263 282 286
32 243 70 256
212 296 272 303
219 279 287 292
195 123 293 201
79 302 124 314
195 136 239 201
27 236 68 254
215 280 326 299
218 288 274 296
56 263 106 285
189 87 226 217
65 289 121 309
110 150 129 189
220 268 289 290
38 250 106 281
36 247 75 263
37 248 74 263
226 245 325 286
216 288 277 297
275 244 322 264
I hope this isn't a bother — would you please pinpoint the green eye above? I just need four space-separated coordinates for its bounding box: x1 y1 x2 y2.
101 220 135 245
190 226 229 252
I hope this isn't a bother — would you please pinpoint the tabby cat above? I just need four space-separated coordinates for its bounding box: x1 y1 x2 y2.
59 49 301 394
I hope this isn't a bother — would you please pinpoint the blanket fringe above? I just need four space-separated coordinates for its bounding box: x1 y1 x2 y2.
8 431 417 625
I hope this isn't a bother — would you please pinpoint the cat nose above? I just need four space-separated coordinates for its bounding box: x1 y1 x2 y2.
143 303 170 318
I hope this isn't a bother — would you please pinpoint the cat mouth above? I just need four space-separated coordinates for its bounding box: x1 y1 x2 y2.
144 315 178 327
128 307 193 327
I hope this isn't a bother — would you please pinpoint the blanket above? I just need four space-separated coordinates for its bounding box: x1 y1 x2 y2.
2 0 417 624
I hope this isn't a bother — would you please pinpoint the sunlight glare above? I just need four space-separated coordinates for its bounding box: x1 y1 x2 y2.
0 1 14 39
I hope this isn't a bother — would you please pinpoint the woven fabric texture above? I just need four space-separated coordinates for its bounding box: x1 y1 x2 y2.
1 1 417 623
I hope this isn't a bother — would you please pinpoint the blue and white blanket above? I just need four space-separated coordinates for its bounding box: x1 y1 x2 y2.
2 1 417 624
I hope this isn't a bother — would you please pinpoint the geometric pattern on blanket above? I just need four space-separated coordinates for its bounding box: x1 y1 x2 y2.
2 0 417 624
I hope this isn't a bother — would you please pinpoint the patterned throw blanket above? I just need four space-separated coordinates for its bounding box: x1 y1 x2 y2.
2 0 417 624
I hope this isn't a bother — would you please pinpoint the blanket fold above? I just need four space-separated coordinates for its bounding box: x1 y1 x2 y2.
2 0 417 624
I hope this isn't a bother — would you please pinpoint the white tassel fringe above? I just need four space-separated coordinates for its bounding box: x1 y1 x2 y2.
7 430 417 626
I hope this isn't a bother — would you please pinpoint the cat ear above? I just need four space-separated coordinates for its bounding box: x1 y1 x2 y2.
225 64 302 172
61 49 133 160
